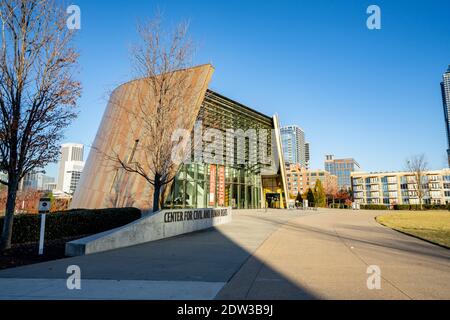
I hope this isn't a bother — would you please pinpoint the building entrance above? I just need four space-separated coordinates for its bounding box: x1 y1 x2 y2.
266 193 281 209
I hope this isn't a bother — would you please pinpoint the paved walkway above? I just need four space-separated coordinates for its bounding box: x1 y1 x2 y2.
0 209 449 299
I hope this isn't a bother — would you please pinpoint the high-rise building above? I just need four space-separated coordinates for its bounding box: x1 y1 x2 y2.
20 172 55 191
305 142 310 169
0 172 8 185
324 155 360 190
281 125 306 166
441 65 450 167
57 143 85 195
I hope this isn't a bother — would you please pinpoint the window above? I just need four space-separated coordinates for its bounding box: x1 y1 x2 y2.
430 191 442 198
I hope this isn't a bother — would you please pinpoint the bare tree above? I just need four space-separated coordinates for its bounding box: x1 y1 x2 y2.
0 0 81 250
406 154 429 210
104 16 195 213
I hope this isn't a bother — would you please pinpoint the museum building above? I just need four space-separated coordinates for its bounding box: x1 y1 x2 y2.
71 64 288 211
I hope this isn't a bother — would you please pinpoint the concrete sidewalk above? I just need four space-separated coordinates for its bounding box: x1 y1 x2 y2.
1 208 449 300
217 210 450 300
0 209 303 299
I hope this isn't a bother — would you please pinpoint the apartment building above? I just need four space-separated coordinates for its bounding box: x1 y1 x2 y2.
351 169 450 206
286 164 338 197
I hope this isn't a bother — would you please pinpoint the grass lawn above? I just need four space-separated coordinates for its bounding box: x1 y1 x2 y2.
377 211 450 248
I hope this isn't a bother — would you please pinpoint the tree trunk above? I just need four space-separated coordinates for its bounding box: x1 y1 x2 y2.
0 176 19 251
152 173 161 213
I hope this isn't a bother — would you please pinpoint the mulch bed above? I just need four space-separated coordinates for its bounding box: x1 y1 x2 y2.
0 236 87 270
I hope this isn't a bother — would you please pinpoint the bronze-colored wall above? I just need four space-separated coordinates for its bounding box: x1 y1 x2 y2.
71 64 214 210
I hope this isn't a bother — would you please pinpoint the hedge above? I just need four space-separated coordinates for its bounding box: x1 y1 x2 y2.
0 207 142 244
329 204 351 209
393 204 450 211
360 204 389 210
357 204 450 211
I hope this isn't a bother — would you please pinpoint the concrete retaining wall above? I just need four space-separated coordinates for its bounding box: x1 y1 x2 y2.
65 207 232 256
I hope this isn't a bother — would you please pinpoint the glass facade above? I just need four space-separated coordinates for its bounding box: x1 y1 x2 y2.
325 158 360 190
164 90 275 210
164 163 262 209
280 125 306 166
441 66 450 167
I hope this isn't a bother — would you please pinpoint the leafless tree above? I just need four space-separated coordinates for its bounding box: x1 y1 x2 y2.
0 0 81 250
104 16 195 213
406 154 429 210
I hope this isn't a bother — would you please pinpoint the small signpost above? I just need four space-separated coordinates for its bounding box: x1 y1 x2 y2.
38 197 51 255
303 199 309 208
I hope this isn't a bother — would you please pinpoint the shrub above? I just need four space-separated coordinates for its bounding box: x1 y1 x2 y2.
0 207 141 244
360 204 388 210
393 204 450 211
329 203 350 209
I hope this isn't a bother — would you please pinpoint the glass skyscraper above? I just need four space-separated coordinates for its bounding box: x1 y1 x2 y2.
441 65 450 168
280 125 306 166
324 155 360 190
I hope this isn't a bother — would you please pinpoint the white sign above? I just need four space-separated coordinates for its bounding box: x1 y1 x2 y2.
39 199 51 213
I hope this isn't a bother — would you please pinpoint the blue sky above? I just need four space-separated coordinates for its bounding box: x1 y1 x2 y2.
46 0 450 177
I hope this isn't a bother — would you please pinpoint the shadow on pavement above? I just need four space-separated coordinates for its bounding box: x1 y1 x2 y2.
0 214 318 300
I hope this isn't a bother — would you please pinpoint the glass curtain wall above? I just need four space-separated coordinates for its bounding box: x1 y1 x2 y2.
165 163 262 209
164 90 272 210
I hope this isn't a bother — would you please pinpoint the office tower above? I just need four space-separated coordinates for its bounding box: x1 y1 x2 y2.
441 65 450 167
281 125 306 166
324 155 360 190
0 172 7 184
21 172 55 191
305 142 310 169
57 143 85 194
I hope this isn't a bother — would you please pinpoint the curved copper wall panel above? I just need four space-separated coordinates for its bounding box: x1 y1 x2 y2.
71 64 215 210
